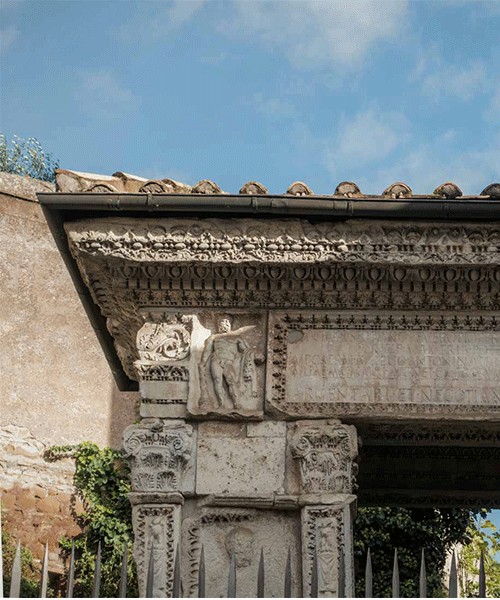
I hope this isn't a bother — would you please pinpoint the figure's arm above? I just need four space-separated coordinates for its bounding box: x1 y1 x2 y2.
227 325 255 337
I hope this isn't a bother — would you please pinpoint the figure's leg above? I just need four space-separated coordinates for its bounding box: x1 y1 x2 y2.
224 367 240 409
211 359 232 408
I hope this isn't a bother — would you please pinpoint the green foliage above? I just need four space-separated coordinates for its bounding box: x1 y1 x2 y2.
0 133 59 182
47 442 137 597
354 507 473 597
1 528 40 597
459 515 500 598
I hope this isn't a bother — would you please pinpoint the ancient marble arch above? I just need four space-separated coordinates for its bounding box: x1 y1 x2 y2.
39 172 500 597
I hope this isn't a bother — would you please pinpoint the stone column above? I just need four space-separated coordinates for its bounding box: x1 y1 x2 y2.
291 420 359 598
123 419 194 598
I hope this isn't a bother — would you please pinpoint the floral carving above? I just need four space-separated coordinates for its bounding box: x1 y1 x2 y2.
122 421 192 492
136 322 190 362
291 422 358 494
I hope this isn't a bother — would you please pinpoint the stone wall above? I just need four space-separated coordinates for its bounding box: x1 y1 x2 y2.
0 172 138 565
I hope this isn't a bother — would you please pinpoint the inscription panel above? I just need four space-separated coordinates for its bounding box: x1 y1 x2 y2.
267 312 500 419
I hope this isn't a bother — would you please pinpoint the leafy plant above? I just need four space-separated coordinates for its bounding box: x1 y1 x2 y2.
47 442 137 597
459 515 500 598
0 133 59 182
354 507 474 597
1 527 40 597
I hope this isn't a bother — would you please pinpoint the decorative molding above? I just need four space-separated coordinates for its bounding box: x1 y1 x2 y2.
65 218 500 266
135 364 189 382
291 421 358 495
122 421 192 493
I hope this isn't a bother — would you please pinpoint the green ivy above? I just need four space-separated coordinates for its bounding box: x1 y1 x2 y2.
47 443 138 597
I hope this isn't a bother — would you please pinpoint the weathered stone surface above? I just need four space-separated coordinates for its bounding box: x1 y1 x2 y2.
0 171 54 200
196 422 286 496
182 505 302 598
267 311 500 420
0 179 138 447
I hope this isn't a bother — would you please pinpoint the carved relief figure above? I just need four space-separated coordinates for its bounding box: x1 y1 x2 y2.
199 319 258 410
225 526 255 567
317 518 338 597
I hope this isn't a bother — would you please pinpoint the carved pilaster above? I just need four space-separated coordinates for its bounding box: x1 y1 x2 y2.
291 420 359 598
132 502 181 598
123 420 193 494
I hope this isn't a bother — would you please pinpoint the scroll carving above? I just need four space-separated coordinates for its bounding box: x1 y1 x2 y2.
291 421 358 495
136 320 191 362
122 421 192 492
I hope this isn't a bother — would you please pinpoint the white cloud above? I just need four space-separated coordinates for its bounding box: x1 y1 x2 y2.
220 0 409 70
419 60 488 101
484 86 500 121
115 0 205 42
0 25 19 55
247 93 298 119
76 71 140 118
357 130 500 195
325 108 410 172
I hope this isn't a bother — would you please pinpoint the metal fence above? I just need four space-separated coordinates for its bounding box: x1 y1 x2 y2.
2 534 487 599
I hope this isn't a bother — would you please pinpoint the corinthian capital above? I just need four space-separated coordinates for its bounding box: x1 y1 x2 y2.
291 420 359 495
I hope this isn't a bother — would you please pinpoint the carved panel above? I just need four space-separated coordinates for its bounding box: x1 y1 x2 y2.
122 421 193 493
188 313 266 419
136 319 191 362
133 503 180 598
183 507 301 598
268 312 500 419
291 421 358 495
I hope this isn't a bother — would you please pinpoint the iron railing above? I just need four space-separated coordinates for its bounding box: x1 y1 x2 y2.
2 536 487 598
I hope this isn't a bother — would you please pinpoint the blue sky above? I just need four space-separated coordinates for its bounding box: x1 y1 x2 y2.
1 0 499 194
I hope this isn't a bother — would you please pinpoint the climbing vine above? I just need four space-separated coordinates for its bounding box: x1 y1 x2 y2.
47 443 137 597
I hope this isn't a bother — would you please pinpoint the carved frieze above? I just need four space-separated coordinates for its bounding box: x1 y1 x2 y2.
268 311 500 420
136 320 190 362
64 218 500 381
65 217 500 265
122 421 193 493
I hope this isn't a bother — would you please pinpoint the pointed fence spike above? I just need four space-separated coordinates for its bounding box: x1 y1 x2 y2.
198 545 205 599
40 542 49 598
311 544 319 598
10 541 22 599
392 548 400 599
338 550 345 598
146 543 155 598
448 550 457 598
284 548 292 599
119 543 128 599
227 551 237 598
365 548 373 598
66 541 75 598
173 544 181 598
419 548 427 598
478 550 486 598
257 547 265 598
0 499 4 600
91 541 102 599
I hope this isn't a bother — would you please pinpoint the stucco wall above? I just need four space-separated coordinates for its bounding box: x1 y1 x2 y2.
0 172 138 449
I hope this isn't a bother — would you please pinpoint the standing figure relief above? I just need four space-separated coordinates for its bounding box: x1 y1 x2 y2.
199 318 260 411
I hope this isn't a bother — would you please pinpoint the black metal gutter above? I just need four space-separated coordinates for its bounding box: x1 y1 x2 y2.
38 193 500 220
37 192 500 391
